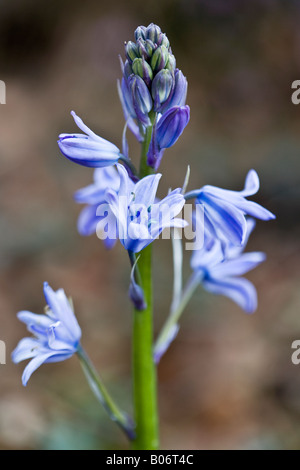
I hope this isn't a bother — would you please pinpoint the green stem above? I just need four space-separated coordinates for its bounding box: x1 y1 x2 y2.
77 346 135 441
132 121 159 450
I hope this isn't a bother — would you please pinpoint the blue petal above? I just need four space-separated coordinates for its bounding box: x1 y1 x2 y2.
210 252 266 278
153 324 180 364
21 351 58 386
134 173 162 206
77 204 100 236
239 169 260 197
58 137 120 168
203 276 258 313
43 283 81 341
200 192 247 245
11 337 42 363
17 311 52 329
228 196 276 221
191 237 224 272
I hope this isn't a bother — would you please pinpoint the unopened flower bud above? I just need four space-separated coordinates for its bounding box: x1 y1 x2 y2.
129 75 152 125
147 105 190 169
156 105 190 149
145 23 161 43
151 69 174 111
125 41 139 63
151 45 169 73
166 53 176 72
132 58 153 87
123 60 133 79
134 25 147 41
159 69 188 113
157 33 170 49
137 38 154 60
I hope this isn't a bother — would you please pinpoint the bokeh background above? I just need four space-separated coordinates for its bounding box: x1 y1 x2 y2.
0 0 299 450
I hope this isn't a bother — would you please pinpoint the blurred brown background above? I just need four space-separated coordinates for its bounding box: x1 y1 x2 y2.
0 0 299 450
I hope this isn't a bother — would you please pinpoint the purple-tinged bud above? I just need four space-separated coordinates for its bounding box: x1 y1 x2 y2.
156 105 190 148
147 105 190 169
128 255 147 311
129 278 147 311
159 69 188 113
151 69 174 111
156 33 170 49
134 25 147 41
132 58 153 87
125 41 139 63
121 77 137 119
129 75 152 125
145 23 161 43
151 45 169 73
166 53 176 72
137 38 154 60
123 60 133 79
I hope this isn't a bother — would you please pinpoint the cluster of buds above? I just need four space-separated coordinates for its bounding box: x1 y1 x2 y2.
119 24 190 168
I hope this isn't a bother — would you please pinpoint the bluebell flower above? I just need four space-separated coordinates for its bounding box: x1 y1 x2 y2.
58 111 120 168
191 219 266 313
186 169 275 246
12 283 81 386
105 164 187 253
147 105 190 169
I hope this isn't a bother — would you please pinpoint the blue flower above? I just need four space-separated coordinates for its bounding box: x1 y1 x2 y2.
12 283 81 386
147 105 190 169
191 219 266 313
58 111 120 168
105 164 187 253
186 169 275 246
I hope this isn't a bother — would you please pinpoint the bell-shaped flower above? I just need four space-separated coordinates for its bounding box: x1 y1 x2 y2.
186 169 275 246
191 219 266 313
58 111 120 168
12 283 82 386
105 164 188 253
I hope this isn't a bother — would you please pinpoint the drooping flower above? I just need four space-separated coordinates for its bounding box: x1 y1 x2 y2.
191 219 266 313
185 169 275 246
12 283 81 386
105 164 187 253
147 105 190 169
58 111 120 168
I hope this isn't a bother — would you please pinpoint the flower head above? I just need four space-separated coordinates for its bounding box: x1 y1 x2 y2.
191 219 266 313
105 164 187 253
187 169 275 246
12 283 81 386
58 111 120 168
119 23 188 137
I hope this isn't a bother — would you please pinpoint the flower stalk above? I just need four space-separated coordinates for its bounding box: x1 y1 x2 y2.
77 345 136 441
132 124 159 450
